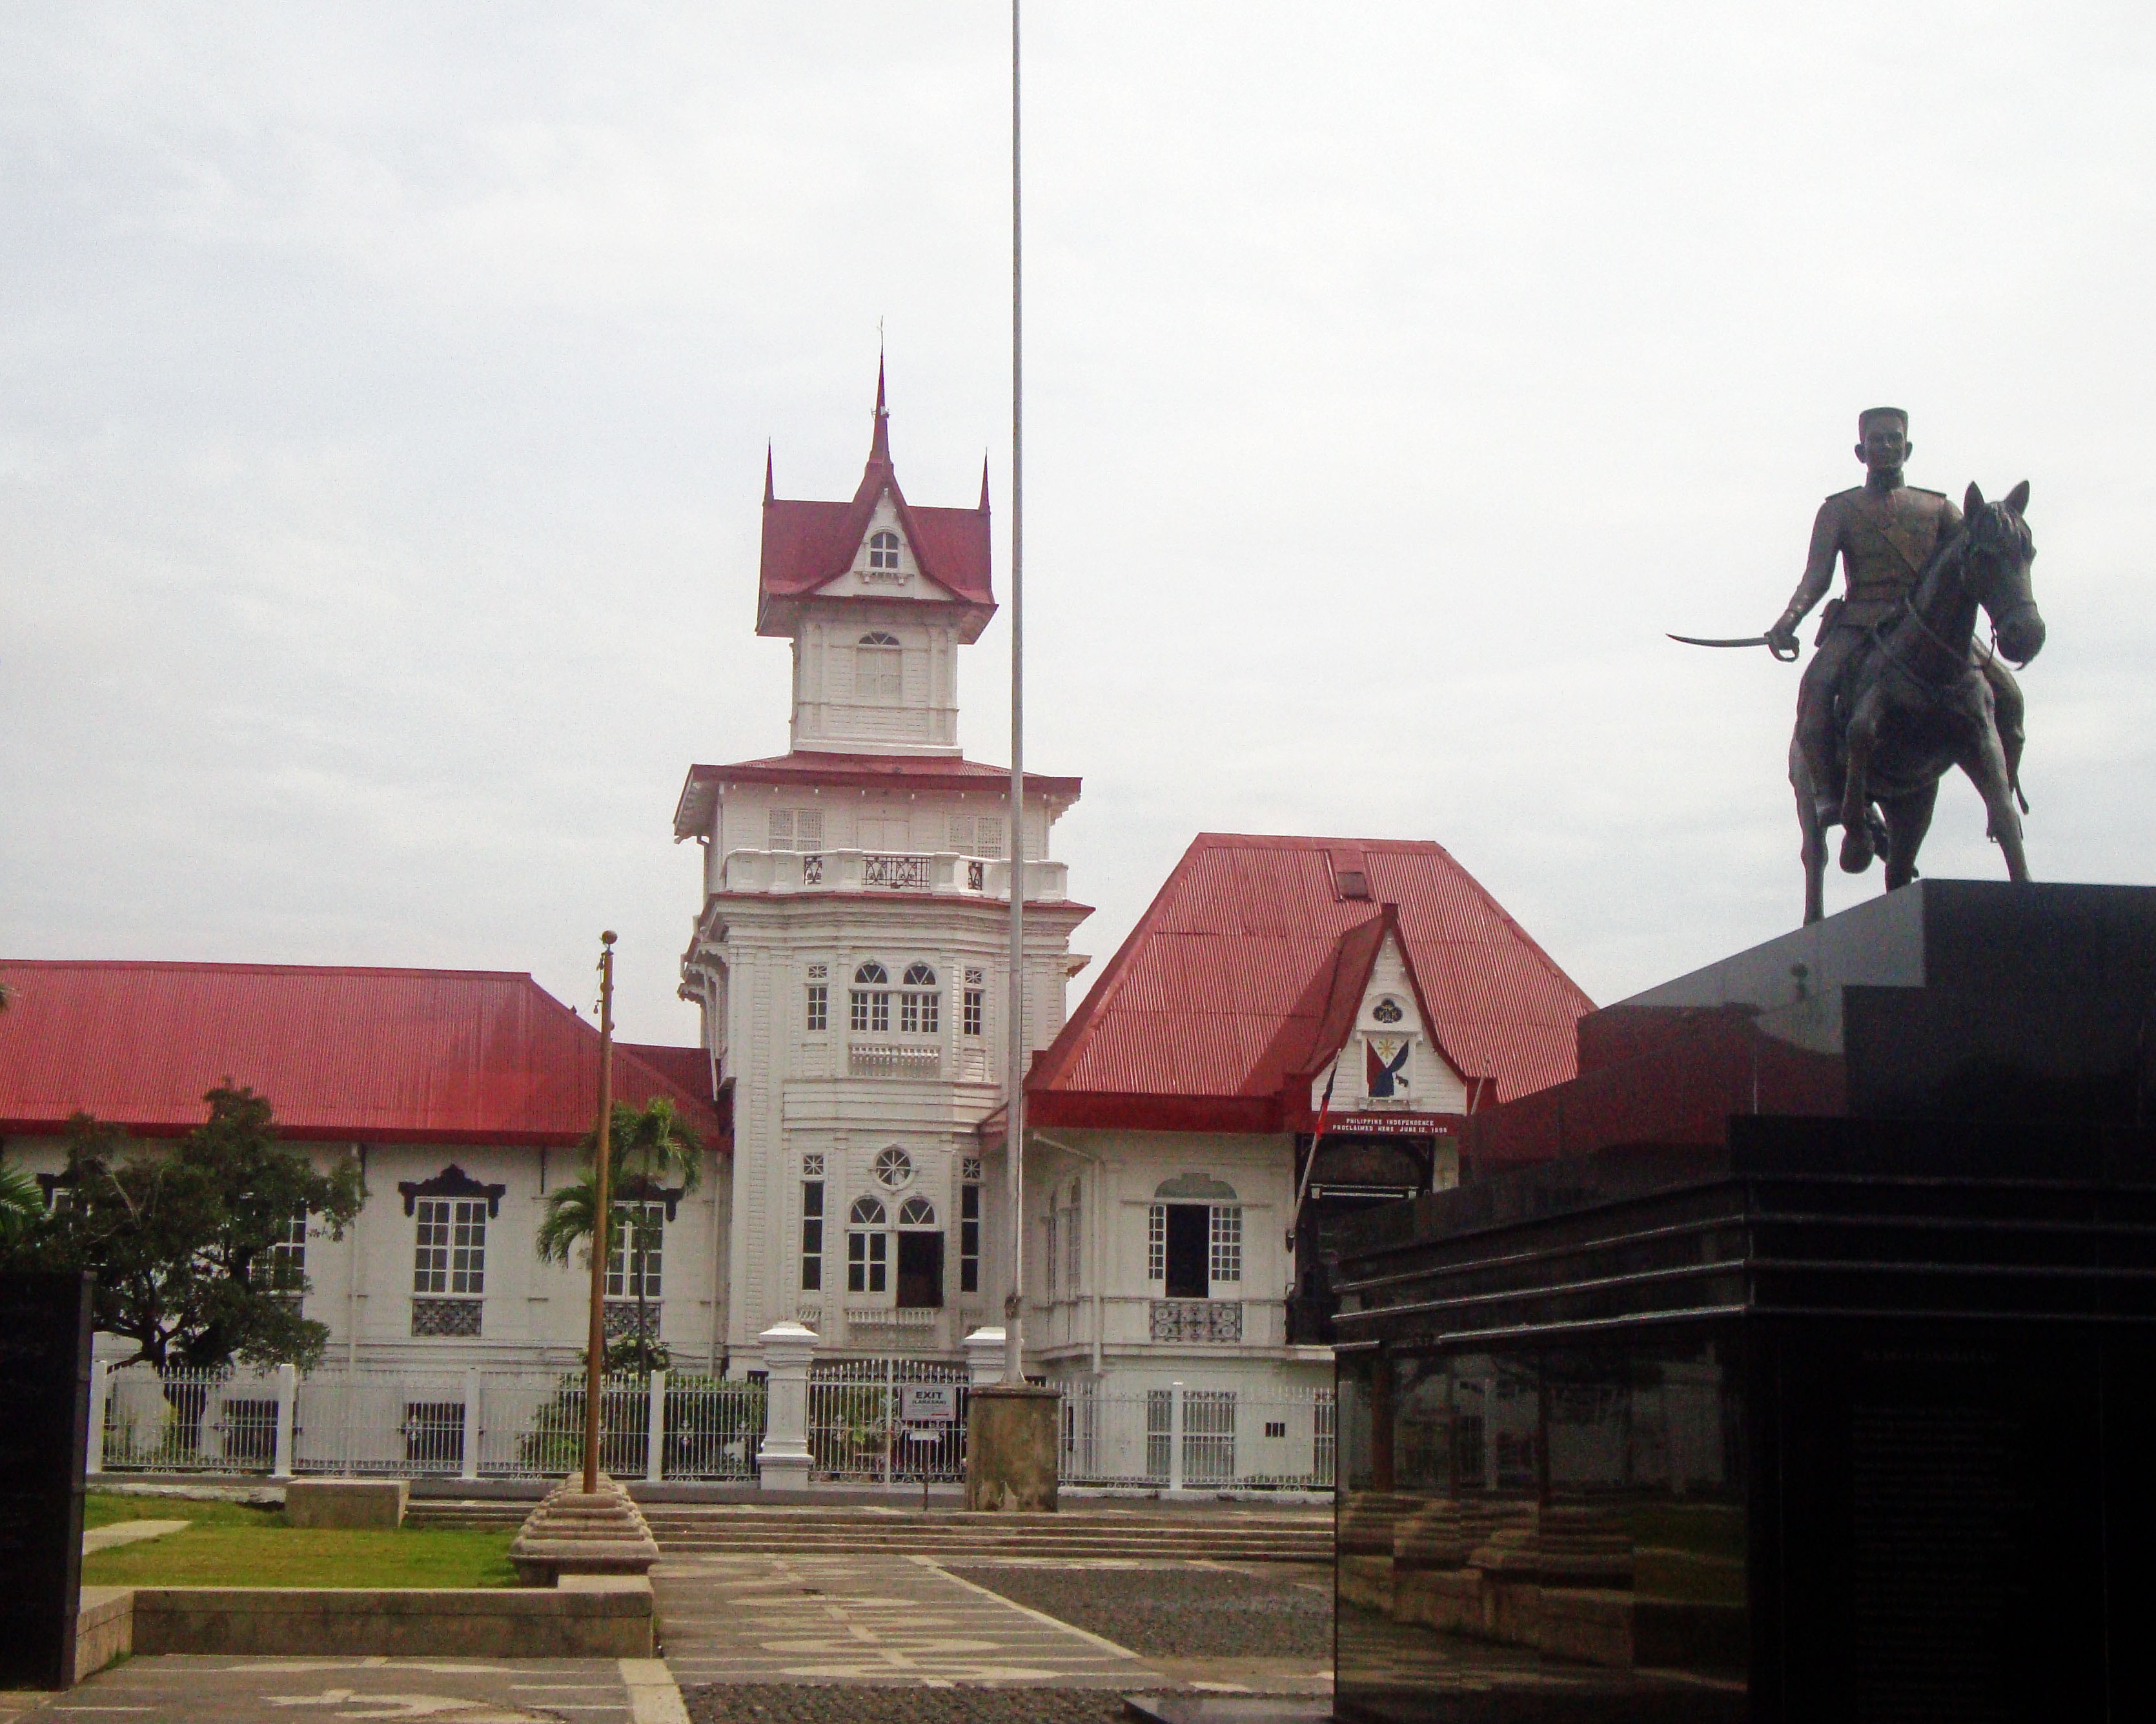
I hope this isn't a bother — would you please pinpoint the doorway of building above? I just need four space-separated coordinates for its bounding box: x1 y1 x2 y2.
1164 1204 1210 1298
897 1231 944 1309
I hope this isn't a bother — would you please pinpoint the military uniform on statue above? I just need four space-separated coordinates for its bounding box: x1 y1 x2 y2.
1769 406 2026 820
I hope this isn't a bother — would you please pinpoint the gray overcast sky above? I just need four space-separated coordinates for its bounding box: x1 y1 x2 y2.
5 3 2153 1046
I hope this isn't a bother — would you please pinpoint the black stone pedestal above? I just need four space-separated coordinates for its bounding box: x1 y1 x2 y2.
0 1272 94 1690
1327 884 2156 1722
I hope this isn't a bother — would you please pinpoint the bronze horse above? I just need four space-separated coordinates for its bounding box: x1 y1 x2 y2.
1793 481 2045 925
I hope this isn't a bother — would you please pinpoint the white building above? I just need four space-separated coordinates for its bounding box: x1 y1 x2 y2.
0 958 729 1374
672 367 1088 1372
0 377 1598 1484
1014 833 1595 1414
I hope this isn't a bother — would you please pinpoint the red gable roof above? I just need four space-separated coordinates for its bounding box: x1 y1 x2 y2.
0 960 727 1149
1024 834 1593 1134
673 752 1083 840
757 364 995 643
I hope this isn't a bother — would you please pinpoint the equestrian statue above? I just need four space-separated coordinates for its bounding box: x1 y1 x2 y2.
1678 408 2046 925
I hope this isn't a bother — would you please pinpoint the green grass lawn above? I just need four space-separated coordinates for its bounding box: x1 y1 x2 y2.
80 1492 519 1589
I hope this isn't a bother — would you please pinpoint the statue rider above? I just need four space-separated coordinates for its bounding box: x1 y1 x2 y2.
1767 407 2025 817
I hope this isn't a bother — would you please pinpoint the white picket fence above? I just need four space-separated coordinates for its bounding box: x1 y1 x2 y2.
91 1362 762 1483
88 1361 1334 1493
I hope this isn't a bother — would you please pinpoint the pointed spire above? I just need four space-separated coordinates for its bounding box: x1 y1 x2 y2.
868 353 890 466
763 442 774 505
979 454 991 512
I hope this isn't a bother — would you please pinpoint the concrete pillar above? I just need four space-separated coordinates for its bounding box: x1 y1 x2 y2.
963 1326 1006 1388
757 1320 817 1492
460 1370 481 1483
1168 1380 1186 1495
273 1363 297 1481
964 1383 1059 1514
646 1370 667 1485
86 1359 109 1477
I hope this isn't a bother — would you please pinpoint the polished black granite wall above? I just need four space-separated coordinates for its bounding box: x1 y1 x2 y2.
1464 881 2156 1165
1328 885 2156 1722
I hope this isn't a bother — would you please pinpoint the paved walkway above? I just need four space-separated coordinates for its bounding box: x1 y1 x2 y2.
653 1553 1154 1688
3 1655 687 1724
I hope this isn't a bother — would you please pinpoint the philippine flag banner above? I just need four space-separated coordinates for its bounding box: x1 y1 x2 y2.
1366 1035 1410 1099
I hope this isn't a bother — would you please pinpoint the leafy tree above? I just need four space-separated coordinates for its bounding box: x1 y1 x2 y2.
41 1085 363 1371
535 1096 702 1373
0 1158 44 1258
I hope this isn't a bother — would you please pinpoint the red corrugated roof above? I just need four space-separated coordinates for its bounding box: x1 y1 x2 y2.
1026 834 1592 1131
673 754 1082 840
0 960 727 1148
618 1042 713 1102
757 365 995 642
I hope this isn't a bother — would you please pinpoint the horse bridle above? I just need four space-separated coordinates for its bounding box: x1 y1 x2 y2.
1866 530 2036 701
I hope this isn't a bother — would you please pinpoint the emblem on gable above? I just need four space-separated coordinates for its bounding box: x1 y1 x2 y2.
1365 1035 1411 1100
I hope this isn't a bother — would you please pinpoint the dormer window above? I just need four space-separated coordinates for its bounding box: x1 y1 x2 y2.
868 531 901 573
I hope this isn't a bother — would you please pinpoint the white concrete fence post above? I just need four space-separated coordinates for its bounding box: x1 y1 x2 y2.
757 1320 817 1492
272 1362 297 1481
1168 1380 1186 1495
86 1359 110 1478
963 1326 1006 1388
460 1370 481 1483
646 1370 667 1486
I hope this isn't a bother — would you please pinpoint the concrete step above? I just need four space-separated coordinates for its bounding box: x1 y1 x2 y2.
406 1498 1333 1561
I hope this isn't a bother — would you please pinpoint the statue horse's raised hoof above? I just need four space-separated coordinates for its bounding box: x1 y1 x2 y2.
1838 807 1884 874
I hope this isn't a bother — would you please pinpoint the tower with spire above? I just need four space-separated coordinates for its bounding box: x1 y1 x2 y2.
674 369 1088 1371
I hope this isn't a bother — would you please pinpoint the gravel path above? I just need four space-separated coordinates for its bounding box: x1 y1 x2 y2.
685 1687 1131 1724
942 1563 1332 1661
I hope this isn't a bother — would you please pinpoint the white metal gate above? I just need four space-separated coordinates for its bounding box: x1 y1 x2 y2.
808 1357 970 1483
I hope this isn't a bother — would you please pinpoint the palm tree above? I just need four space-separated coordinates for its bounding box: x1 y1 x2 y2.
536 1097 702 1375
0 1159 44 1258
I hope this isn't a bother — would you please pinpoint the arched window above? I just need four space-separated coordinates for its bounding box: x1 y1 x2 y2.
859 630 899 646
872 1147 913 1189
900 961 939 1034
847 1196 888 1293
851 961 890 1032
897 1196 937 1227
868 533 900 573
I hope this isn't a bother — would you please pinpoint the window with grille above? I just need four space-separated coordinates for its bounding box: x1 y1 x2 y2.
769 808 824 852
868 533 900 573
851 961 890 1032
857 634 902 702
872 1146 913 1189
254 1206 308 1296
606 1200 666 1299
800 1179 824 1291
806 983 828 1031
961 1180 981 1294
948 815 1004 859
1044 1209 1059 1295
898 1196 937 1227
413 1198 485 1295
900 961 939 1033
1210 1204 1243 1285
963 988 984 1036
847 1196 888 1293
1067 1180 1083 1290
1148 1204 1166 1282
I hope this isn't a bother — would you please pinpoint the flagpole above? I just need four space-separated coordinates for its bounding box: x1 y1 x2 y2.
1002 0 1026 1388
582 931 617 1494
